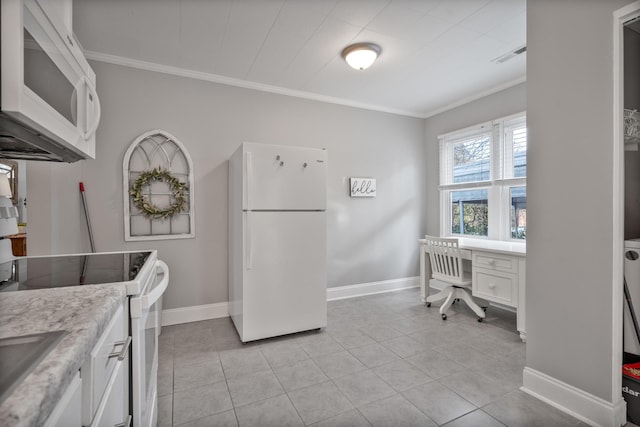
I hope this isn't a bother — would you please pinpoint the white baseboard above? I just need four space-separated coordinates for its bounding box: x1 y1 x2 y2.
161 277 420 325
521 367 627 427
326 277 419 301
162 301 229 326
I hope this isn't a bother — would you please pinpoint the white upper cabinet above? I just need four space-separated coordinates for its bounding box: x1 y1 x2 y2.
0 0 100 162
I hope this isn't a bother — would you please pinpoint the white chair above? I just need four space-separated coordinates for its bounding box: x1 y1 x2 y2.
424 235 486 322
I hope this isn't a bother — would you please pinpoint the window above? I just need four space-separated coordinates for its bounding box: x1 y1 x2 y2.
439 113 527 241
0 161 18 206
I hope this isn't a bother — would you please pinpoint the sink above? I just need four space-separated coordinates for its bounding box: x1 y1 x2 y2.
0 330 67 404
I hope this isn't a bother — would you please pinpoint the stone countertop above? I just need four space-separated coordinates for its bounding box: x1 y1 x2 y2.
0 284 127 427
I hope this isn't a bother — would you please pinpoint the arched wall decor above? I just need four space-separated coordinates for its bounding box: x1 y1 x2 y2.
123 129 195 241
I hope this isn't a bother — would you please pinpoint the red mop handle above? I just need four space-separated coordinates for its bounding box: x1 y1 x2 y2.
79 182 96 252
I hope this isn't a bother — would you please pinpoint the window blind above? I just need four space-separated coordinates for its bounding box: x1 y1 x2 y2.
439 124 493 187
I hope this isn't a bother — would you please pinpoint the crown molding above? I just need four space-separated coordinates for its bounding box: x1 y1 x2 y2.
84 50 526 120
423 76 527 119
84 50 426 118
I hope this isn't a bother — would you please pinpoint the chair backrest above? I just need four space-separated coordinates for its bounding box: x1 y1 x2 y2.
424 235 467 285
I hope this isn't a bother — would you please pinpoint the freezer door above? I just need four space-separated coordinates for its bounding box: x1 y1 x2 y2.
244 144 327 211
242 211 327 341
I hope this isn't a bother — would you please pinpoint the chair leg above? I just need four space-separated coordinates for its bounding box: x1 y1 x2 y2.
456 289 486 319
425 287 453 306
439 291 456 319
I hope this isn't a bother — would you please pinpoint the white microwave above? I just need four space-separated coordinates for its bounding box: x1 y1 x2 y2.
0 0 101 162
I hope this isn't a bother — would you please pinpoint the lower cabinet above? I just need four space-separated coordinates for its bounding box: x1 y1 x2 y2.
472 250 527 341
82 300 131 427
472 251 519 307
88 355 130 427
45 299 131 426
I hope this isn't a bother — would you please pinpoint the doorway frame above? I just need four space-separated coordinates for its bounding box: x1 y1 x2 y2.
613 0 640 415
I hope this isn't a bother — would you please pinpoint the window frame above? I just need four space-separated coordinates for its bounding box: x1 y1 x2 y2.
439 112 526 242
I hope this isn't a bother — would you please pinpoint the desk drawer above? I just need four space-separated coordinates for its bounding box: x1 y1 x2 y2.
473 251 518 274
472 269 516 306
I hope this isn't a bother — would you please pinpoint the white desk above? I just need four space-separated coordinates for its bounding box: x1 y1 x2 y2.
419 238 527 341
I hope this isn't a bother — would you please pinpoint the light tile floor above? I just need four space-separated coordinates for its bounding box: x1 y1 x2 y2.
158 288 591 426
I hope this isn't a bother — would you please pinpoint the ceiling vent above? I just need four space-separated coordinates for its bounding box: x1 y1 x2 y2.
491 45 527 64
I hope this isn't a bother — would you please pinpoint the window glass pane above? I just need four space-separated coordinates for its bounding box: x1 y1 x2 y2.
512 126 527 178
452 136 491 183
451 189 488 236
510 186 526 239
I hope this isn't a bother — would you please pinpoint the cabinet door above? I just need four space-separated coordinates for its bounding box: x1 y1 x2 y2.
82 301 130 426
90 357 130 427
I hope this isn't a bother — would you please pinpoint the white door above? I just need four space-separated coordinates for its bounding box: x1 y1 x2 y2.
244 143 327 211
242 211 327 341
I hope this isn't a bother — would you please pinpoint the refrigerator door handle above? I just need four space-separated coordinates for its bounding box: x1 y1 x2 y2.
246 151 253 210
246 211 253 270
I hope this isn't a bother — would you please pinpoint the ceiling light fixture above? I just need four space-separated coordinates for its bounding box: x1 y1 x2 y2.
341 43 381 70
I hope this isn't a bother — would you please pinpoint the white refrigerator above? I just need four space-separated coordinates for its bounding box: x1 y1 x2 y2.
229 142 327 342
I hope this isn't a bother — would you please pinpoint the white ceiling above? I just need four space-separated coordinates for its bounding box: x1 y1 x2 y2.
74 0 527 118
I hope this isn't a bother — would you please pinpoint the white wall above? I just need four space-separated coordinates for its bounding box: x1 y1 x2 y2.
423 83 527 236
27 61 426 310
527 0 630 405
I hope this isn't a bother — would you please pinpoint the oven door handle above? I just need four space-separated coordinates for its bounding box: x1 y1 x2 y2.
130 260 169 317
141 260 169 310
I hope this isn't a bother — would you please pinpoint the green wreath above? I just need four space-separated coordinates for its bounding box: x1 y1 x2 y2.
130 168 189 220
